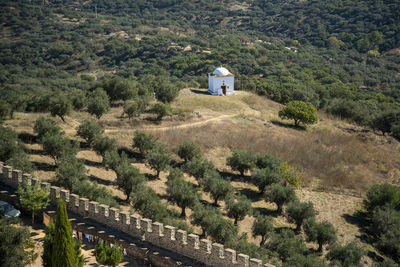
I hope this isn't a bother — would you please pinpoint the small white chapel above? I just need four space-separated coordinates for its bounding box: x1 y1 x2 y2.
208 67 235 95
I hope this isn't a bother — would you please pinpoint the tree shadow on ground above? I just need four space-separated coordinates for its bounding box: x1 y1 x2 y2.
144 173 159 181
254 206 278 217
342 211 372 244
79 141 90 149
367 251 386 264
143 116 161 124
270 120 306 131
239 188 263 202
25 147 47 156
217 170 244 182
18 132 38 144
83 159 103 168
190 89 210 95
115 195 130 206
87 174 113 187
118 147 143 162
33 161 56 172
342 211 367 229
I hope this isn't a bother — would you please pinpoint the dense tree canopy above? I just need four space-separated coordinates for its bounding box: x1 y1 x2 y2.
279 101 318 127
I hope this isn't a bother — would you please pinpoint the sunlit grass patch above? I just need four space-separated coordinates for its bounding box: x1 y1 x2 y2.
174 94 241 112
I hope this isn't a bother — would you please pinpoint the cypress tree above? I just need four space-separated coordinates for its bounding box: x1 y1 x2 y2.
42 219 55 267
51 199 79 267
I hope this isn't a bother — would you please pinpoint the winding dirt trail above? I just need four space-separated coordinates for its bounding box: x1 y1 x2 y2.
104 114 237 133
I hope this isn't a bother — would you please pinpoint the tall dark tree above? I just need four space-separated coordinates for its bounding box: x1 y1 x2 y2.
42 219 55 267
52 199 83 267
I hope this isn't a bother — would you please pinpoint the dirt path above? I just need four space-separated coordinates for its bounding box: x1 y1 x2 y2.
104 114 237 133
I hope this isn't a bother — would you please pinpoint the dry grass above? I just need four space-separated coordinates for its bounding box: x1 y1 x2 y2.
5 89 400 264
151 118 400 194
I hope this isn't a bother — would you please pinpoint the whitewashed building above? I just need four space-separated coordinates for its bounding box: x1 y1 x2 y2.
208 67 235 95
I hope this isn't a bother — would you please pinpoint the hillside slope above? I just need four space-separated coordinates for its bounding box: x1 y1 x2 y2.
5 90 399 265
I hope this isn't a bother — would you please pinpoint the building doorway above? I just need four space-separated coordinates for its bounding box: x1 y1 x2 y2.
221 85 227 95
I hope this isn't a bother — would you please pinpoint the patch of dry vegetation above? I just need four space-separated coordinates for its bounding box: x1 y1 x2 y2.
5 90 400 262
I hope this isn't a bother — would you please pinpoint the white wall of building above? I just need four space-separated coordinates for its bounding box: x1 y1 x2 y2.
208 76 234 95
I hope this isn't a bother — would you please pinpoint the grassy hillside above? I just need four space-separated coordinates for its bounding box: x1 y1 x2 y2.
5 89 400 265
1 0 400 265
1 0 400 136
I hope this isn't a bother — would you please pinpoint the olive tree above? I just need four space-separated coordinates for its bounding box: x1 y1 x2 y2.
115 153 146 201
286 200 317 233
278 100 317 127
227 150 255 176
87 88 110 119
178 141 201 163
226 195 252 225
265 183 297 214
76 120 104 147
166 172 199 218
252 214 274 246
132 130 158 156
304 218 337 253
146 144 171 178
49 92 72 122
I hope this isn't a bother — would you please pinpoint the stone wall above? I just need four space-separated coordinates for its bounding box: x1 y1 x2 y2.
0 162 274 267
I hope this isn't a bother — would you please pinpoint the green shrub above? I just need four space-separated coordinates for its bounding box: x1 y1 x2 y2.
95 241 123 267
76 120 104 147
227 150 256 176
132 130 158 155
178 141 201 163
326 241 365 267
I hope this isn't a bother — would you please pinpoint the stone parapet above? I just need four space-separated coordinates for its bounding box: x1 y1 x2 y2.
0 162 274 267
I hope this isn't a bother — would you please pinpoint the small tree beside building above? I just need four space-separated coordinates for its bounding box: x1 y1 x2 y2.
17 180 50 224
278 100 317 127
